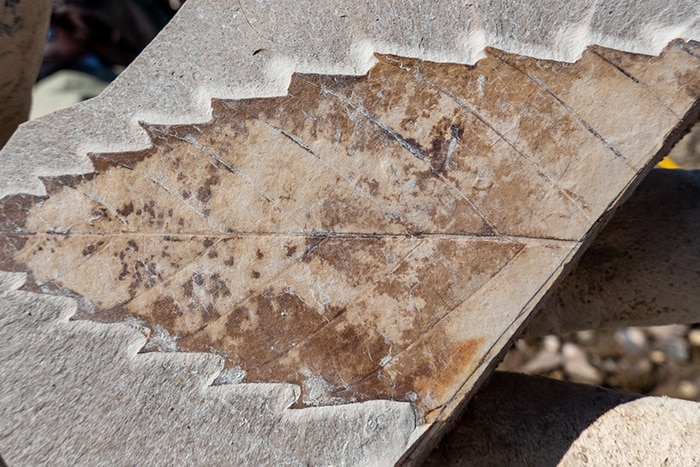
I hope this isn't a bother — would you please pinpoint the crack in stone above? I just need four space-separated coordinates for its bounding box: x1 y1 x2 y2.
0 231 578 244
243 239 427 374
167 128 276 205
590 49 682 119
387 57 594 222
254 116 413 234
675 40 700 60
494 53 630 163
310 78 501 236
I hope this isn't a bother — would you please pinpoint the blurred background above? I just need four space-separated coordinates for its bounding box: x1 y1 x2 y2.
31 0 185 118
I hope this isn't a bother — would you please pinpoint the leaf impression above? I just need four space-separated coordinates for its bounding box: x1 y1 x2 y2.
1 42 698 424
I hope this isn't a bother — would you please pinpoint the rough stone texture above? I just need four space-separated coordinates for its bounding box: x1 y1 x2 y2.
1 1 699 465
424 372 700 466
0 270 416 466
560 396 700 466
0 0 52 147
530 168 700 335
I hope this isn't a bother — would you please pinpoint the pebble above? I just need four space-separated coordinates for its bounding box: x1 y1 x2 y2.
515 339 530 353
549 370 565 381
521 349 562 375
660 338 689 363
647 324 689 340
650 350 666 364
575 330 596 345
643 325 690 362
602 358 617 373
614 327 647 354
629 358 653 380
562 343 602 385
542 335 561 353
688 329 700 347
679 380 698 399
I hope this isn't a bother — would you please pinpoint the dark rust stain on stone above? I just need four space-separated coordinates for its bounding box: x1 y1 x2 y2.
0 194 43 232
117 202 134 217
150 296 181 329
216 287 332 366
81 241 103 257
196 185 211 203
285 244 297 257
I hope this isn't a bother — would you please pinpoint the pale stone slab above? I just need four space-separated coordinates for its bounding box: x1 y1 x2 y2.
560 396 700 466
1 1 699 465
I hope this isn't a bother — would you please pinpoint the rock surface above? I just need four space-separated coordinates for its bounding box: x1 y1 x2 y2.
1 0 699 465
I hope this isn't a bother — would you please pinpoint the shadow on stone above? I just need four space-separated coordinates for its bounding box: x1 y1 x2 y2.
423 371 641 466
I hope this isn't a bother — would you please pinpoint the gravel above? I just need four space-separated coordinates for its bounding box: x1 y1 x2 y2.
500 323 700 402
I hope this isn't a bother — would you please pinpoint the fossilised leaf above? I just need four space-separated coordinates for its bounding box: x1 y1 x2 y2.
1 42 698 423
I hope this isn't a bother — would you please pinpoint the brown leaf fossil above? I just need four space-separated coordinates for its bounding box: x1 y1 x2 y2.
1 42 698 422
